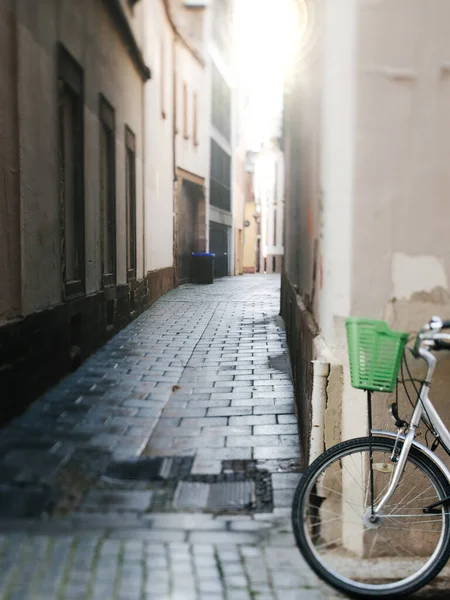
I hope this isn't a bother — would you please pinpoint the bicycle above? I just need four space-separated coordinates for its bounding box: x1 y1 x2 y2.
291 315 450 598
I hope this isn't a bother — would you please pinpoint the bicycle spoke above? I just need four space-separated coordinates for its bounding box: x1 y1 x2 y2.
295 439 449 596
386 479 434 516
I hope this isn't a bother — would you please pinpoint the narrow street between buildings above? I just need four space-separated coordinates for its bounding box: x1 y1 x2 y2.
0 275 342 600
1 275 448 600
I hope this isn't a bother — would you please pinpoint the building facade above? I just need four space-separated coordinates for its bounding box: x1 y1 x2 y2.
162 1 209 285
0 0 218 424
253 141 285 274
0 0 153 424
206 0 235 278
283 0 450 464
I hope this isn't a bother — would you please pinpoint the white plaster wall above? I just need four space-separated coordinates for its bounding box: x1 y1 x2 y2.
16 0 146 314
351 0 450 315
231 77 247 273
253 147 285 258
167 0 207 60
142 0 175 272
175 42 208 179
348 0 450 445
202 9 214 251
314 0 450 445
317 0 357 345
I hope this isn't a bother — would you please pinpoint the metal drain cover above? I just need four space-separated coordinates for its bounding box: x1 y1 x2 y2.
173 482 210 509
174 481 255 511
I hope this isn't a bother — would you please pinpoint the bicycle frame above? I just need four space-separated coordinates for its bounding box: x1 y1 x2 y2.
372 345 450 515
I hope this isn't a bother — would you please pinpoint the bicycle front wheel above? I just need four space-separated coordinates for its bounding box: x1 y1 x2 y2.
292 437 450 598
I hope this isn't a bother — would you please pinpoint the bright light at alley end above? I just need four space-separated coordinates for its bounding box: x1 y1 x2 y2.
234 0 306 83
233 0 307 148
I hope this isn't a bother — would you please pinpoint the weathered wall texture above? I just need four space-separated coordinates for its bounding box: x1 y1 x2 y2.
0 0 178 423
0 0 21 322
16 0 145 315
352 0 450 436
143 0 175 273
283 0 322 313
283 0 450 456
352 0 450 319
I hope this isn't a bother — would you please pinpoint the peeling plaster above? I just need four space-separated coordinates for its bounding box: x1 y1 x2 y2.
392 253 448 300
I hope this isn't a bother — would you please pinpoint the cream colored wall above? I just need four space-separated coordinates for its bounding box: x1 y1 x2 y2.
16 0 145 315
174 42 208 179
352 0 450 317
143 0 175 272
317 0 356 346
351 0 450 434
167 0 207 60
304 0 450 445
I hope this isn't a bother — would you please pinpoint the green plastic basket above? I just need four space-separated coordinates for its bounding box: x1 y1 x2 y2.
346 318 409 393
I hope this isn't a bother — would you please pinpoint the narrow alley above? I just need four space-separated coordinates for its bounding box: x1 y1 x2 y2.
0 276 334 600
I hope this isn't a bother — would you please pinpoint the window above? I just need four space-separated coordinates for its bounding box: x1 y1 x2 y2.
99 95 116 286
210 139 231 212
193 92 198 146
58 45 85 297
160 40 166 119
183 82 188 139
273 208 277 246
125 127 136 280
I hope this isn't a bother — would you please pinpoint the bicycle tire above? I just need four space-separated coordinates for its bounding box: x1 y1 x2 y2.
292 437 450 598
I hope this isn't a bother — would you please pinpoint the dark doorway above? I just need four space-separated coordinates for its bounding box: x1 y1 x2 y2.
209 223 229 278
177 180 203 284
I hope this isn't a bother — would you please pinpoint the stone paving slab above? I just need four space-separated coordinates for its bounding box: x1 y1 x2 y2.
0 531 445 599
24 533 302 599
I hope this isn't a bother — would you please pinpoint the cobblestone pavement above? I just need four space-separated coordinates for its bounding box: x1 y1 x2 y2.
0 275 444 599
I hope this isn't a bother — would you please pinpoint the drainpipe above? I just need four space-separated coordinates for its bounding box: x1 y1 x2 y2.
309 360 330 465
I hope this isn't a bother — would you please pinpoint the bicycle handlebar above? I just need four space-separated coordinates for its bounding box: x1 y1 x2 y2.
413 316 450 355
